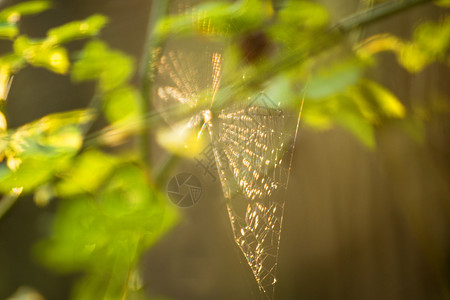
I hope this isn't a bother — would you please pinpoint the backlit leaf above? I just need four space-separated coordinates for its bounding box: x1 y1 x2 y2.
71 41 134 92
103 86 141 124
306 59 364 100
335 109 376 148
13 36 70 74
0 1 51 23
46 14 108 45
56 150 119 197
0 22 18 39
434 0 450 8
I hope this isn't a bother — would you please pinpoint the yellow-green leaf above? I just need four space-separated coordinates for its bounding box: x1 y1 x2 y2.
13 36 70 74
71 41 134 92
0 1 52 23
0 22 18 39
434 0 450 7
335 111 376 148
46 14 108 45
306 59 364 100
349 80 405 123
56 150 119 197
103 86 141 124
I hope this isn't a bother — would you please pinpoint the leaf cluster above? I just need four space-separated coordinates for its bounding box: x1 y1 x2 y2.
0 2 177 300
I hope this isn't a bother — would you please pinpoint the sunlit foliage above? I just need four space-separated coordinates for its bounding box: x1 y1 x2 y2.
0 1 177 300
0 0 448 299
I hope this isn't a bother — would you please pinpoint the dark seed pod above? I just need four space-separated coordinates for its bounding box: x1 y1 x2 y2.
239 30 273 64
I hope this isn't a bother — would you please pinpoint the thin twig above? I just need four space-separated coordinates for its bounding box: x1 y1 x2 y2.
335 0 432 32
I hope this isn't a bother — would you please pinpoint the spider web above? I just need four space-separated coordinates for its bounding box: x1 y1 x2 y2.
152 4 301 299
209 93 299 300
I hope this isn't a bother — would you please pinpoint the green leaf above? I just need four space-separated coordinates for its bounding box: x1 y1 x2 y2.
0 22 18 39
413 16 450 59
103 86 141 124
71 41 134 92
335 109 376 148
356 34 403 58
268 0 328 48
6 110 91 160
355 80 405 121
0 54 24 101
46 14 108 45
306 59 364 100
302 104 334 130
0 110 90 193
13 36 70 74
398 43 430 72
35 164 178 277
264 75 297 109
0 156 68 193
56 150 119 197
278 0 329 30
397 16 450 72
155 0 267 40
0 1 52 23
434 0 450 7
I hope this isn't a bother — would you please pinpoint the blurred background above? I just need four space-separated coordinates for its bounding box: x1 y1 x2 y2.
0 0 448 299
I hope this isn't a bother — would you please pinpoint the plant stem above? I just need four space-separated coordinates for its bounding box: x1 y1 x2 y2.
81 89 102 136
335 0 432 32
138 0 170 171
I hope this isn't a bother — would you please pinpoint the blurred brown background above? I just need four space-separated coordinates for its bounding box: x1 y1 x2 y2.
0 0 448 300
